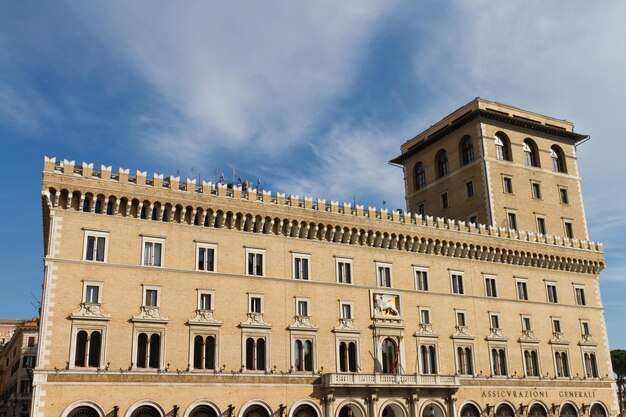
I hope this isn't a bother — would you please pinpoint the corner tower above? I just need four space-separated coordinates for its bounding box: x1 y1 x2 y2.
390 98 590 239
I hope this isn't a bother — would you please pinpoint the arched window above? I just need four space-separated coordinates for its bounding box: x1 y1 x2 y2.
67 406 101 417
457 347 473 375
245 337 266 370
106 199 113 215
242 405 270 417
460 404 480 417
293 405 318 417
496 404 515 417
339 341 358 372
136 332 160 369
492 348 507 375
140 205 147 219
524 349 539 376
82 195 92 212
460 136 474 165
381 338 397 374
436 149 449 178
414 162 426 190
584 352 599 378
130 406 162 417
74 330 102 367
495 133 511 161
523 139 539 167
94 199 102 214
189 405 218 417
551 145 567 173
555 351 570 377
559 404 578 417
529 404 547 417
193 335 216 370
590 404 606 417
420 345 437 374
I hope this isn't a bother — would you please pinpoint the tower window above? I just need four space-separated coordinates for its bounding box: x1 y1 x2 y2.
460 136 474 165
551 145 567 173
523 139 539 167
436 149 449 178
414 162 426 190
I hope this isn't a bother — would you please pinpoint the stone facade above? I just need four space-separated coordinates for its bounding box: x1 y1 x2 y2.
0 321 38 417
33 99 616 417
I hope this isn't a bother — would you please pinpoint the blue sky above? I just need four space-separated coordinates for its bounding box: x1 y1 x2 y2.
1 2 625 348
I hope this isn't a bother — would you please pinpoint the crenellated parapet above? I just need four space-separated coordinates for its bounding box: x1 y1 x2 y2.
42 157 605 274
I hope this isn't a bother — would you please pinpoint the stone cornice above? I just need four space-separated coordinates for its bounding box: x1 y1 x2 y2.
42 158 604 275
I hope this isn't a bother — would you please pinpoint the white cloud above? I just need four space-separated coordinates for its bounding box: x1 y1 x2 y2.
70 1 395 163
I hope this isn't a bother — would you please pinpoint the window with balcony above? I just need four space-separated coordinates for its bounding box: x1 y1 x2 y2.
338 341 358 372
419 344 438 374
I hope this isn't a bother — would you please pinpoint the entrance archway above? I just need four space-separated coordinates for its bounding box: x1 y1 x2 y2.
559 404 578 417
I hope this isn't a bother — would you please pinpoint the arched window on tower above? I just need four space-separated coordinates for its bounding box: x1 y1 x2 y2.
436 149 449 178
460 136 474 165
523 139 540 167
494 133 511 161
551 145 567 173
414 162 426 190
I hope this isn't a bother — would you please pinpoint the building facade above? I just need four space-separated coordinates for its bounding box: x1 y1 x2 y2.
0 321 38 417
33 100 616 417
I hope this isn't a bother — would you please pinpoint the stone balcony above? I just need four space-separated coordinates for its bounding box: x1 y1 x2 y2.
321 373 460 388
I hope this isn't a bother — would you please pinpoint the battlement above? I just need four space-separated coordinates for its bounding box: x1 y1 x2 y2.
42 157 604 272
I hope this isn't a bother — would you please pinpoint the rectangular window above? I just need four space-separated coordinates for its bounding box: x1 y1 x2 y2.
441 192 449 209
249 295 263 313
507 212 517 230
296 299 309 317
85 285 100 304
581 321 590 336
336 258 353 284
536 216 547 235
564 221 574 239
574 286 587 306
559 187 569 204
341 302 352 320
553 318 562 333
466 180 474 198
420 309 431 325
27 337 35 348
142 237 164 267
293 254 310 280
503 176 513 194
196 243 216 272
484 276 498 298
456 311 466 326
531 182 542 199
516 280 529 301
417 203 426 218
522 316 532 331
84 231 108 262
246 248 265 276
198 290 214 310
546 283 558 303
145 288 158 307
451 272 464 294
490 313 500 329
376 263 392 288
415 267 429 291
22 356 36 368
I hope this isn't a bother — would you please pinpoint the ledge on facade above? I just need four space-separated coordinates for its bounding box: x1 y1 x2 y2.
578 334 597 346
187 309 222 327
451 325 474 340
518 330 539 344
549 331 569 345
485 328 508 342
70 303 110 321
239 312 272 329
321 373 460 388
332 318 360 334
288 315 318 331
131 306 168 323
415 323 438 338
